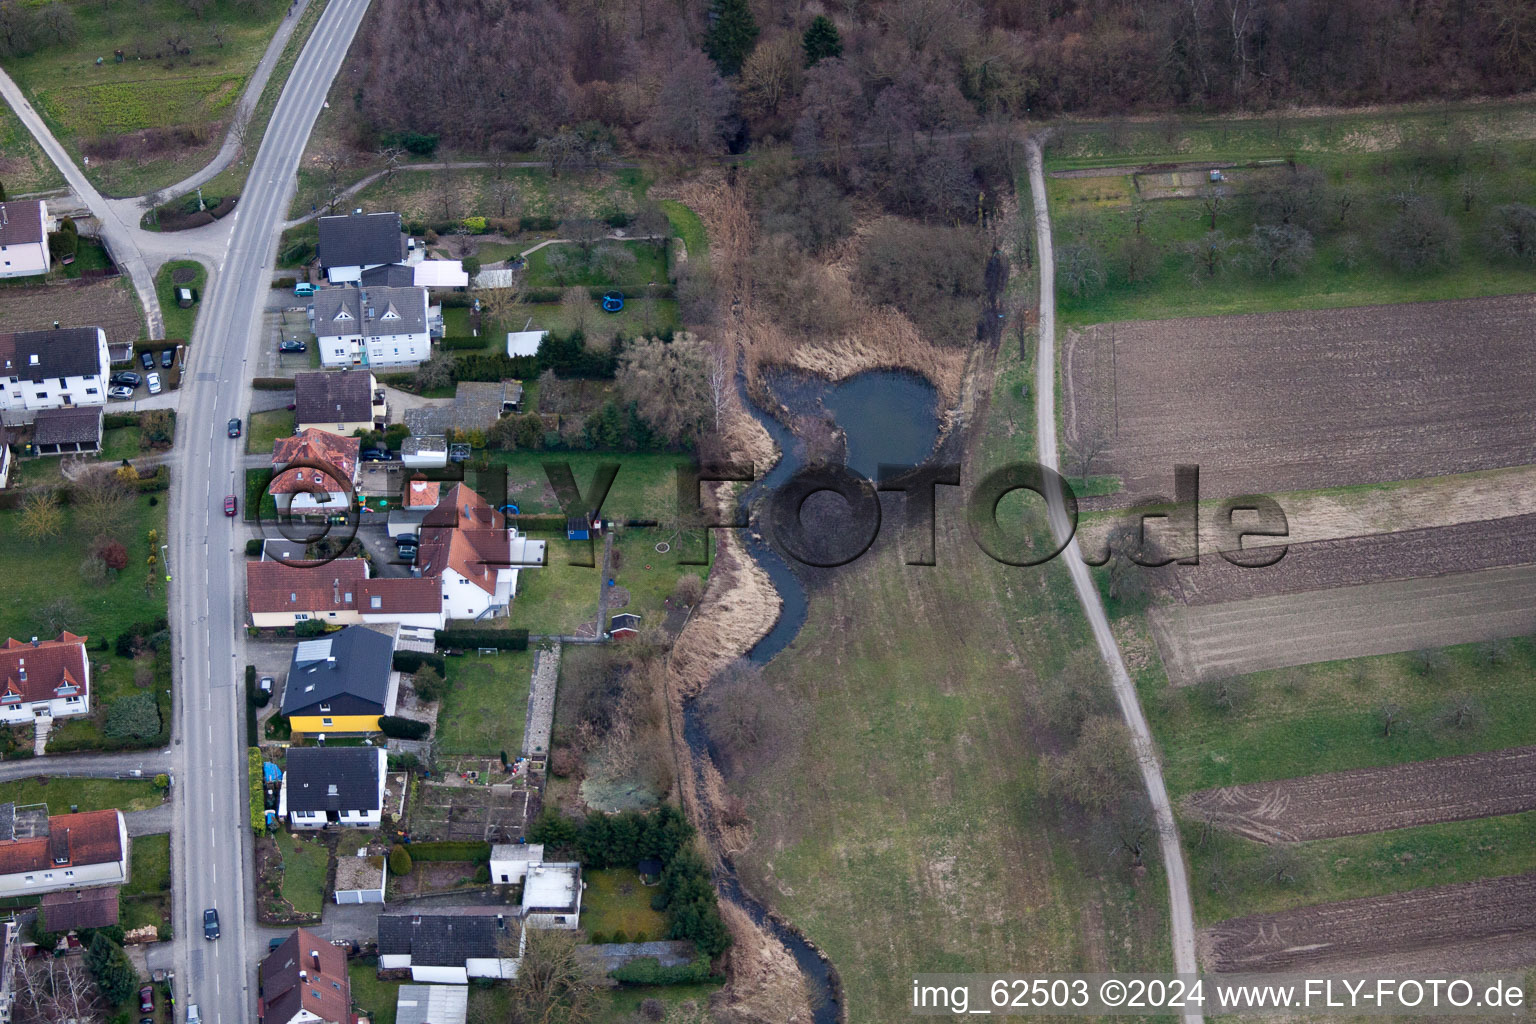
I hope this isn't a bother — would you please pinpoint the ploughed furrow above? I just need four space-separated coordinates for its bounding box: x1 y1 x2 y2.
1148 565 1536 685
1204 873 1536 974
1185 746 1536 842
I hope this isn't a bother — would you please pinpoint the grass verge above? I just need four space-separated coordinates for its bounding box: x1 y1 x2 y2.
155 260 207 342
0 777 161 814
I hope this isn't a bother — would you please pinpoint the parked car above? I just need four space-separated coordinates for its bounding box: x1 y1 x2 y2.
140 986 155 1013
395 544 418 563
146 373 162 395
160 348 175 368
111 371 141 387
293 282 316 297
395 533 419 547
203 908 219 940
108 385 134 400
360 448 393 461
279 339 307 353
259 676 274 694
223 495 237 517
187 1004 201 1024
227 418 242 438
140 350 155 371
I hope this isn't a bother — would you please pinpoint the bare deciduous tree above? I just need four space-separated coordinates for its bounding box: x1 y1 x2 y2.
19 488 63 540
615 335 712 445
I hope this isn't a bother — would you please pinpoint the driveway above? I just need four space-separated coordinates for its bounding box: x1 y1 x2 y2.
355 524 413 578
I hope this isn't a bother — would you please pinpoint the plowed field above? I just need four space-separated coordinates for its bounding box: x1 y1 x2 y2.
1203 872 1536 974
1186 746 1536 842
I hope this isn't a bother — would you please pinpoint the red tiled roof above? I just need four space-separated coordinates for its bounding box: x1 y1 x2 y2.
271 429 359 496
0 810 122 876
418 485 512 594
0 632 88 706
404 477 439 508
260 927 352 1024
247 560 368 616
40 886 120 931
359 576 441 615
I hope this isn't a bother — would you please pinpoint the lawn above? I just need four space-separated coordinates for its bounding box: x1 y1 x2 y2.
1044 130 1536 325
597 983 723 1024
658 200 708 261
524 240 668 291
436 650 533 755
246 408 296 454
0 777 161 815
154 260 207 342
124 833 171 897
605 526 711 627
0 101 64 194
507 547 601 636
579 868 668 941
488 451 694 519
1186 809 1536 925
243 468 280 522
526 298 679 341
3 0 291 196
347 961 400 1024
276 829 330 915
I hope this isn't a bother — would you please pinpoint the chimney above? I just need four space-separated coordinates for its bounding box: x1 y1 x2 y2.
28 354 38 366
0 205 6 227
29 637 37 647
332 578 341 604
310 950 322 972
299 970 308 981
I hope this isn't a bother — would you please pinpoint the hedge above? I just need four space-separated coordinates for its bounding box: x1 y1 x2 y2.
245 538 264 557
272 278 298 290
434 629 529 651
403 840 491 863
451 352 540 383
439 335 488 351
611 955 715 985
248 748 266 836
379 716 429 739
252 377 296 391
392 651 446 675
103 412 140 429
129 467 170 493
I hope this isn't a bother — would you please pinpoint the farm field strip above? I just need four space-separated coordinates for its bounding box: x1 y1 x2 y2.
1186 746 1536 843
1149 564 1536 685
1203 872 1536 975
1066 294 1536 500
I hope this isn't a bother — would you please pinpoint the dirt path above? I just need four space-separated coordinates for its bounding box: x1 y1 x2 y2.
1027 137 1203 1018
1187 746 1536 842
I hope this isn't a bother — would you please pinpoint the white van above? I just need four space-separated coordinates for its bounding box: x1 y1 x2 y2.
187 1004 201 1024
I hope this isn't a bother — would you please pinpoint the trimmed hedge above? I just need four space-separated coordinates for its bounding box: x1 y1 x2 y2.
132 339 186 354
252 377 296 391
248 747 266 836
379 716 429 739
435 629 529 651
103 412 140 429
129 467 170 493
403 840 491 863
392 651 446 675
611 955 715 985
439 335 488 351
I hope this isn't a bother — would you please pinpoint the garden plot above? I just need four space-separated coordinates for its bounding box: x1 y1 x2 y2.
1186 746 1536 843
408 759 532 843
1064 294 1536 501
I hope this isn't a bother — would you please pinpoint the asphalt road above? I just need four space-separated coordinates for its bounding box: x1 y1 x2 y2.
1025 138 1203 1017
159 0 371 1020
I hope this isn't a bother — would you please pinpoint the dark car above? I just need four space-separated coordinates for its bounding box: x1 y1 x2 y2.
140 350 155 371
395 533 419 547
140 986 155 1013
160 348 176 368
111 371 141 387
395 544 418 563
269 936 286 951
360 448 393 462
227 418 242 438
278 339 307 353
203 908 220 940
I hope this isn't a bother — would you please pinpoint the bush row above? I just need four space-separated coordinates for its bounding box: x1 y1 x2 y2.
438 335 489 351
392 651 446 675
251 377 296 391
248 747 266 836
401 840 491 863
611 955 715 985
379 716 429 739
435 629 529 651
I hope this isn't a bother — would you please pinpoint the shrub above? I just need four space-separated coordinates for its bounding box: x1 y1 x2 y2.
404 840 491 863
473 863 490 883
392 651 446 675
409 666 445 703
94 538 129 571
249 748 266 835
245 538 264 557
612 955 716 985
153 773 170 791
434 629 528 651
389 844 413 876
251 377 296 391
103 694 160 740
379 716 429 739
295 620 327 638
610 929 628 944
588 930 607 945
529 809 580 847
438 335 487 350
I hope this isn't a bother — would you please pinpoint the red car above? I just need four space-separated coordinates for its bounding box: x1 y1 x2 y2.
223 495 237 517
139 985 154 1013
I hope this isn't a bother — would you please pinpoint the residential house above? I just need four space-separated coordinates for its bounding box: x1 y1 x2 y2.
377 910 522 983
258 928 354 1024
279 747 388 829
39 886 119 932
0 201 51 279
362 260 469 290
247 560 446 632
417 484 546 622
0 806 128 899
318 211 406 284
309 286 431 369
333 852 386 905
280 625 397 735
30 407 102 455
395 985 468 1024
270 428 361 513
608 613 641 640
521 862 583 929
488 844 544 885
293 370 385 436
0 632 91 726
0 327 109 426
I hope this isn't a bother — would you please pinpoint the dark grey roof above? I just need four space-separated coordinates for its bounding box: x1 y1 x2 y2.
294 369 375 425
377 912 516 966
33 407 103 445
610 613 641 630
281 625 394 717
360 263 416 287
318 212 406 270
284 747 383 813
0 328 104 382
0 200 46 246
312 286 427 339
